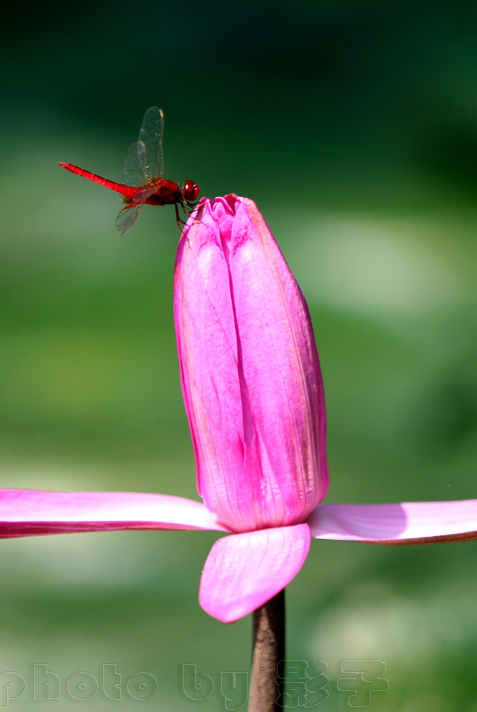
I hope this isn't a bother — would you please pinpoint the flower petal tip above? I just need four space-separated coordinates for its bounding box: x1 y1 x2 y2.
0 490 229 537
199 523 311 623
307 500 477 544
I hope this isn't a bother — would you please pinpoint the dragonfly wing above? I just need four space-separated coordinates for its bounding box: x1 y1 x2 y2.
115 202 143 235
120 141 146 188
138 107 164 182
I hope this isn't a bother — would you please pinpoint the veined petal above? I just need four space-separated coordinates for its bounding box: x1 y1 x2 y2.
229 200 328 527
307 500 477 544
175 196 328 532
199 523 311 623
0 490 229 538
175 197 251 531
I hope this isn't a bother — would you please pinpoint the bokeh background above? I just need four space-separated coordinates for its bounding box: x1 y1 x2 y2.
1 1 477 710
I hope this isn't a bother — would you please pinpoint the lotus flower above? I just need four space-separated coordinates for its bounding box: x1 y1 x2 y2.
1 195 477 624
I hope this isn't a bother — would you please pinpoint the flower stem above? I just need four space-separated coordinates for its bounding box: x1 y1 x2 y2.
249 589 285 712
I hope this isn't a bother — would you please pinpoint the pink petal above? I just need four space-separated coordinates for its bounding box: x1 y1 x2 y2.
0 490 229 538
175 196 328 533
199 523 311 623
229 199 328 525
175 197 250 530
307 500 477 544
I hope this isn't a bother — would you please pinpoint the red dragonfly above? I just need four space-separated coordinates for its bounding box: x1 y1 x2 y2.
60 107 200 235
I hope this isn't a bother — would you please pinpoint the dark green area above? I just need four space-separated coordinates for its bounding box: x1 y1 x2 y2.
1 2 477 710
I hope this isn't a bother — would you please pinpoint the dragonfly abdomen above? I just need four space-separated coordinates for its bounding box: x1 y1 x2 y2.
59 163 137 199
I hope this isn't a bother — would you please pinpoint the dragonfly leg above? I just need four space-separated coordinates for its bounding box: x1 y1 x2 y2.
180 199 203 226
175 203 189 230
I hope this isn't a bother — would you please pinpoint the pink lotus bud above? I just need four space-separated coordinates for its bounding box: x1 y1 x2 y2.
174 195 328 533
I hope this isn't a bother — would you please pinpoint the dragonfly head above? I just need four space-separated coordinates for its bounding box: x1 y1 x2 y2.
182 180 200 202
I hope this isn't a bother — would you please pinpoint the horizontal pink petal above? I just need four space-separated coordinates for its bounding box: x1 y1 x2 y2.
0 490 229 538
307 500 477 544
199 523 311 623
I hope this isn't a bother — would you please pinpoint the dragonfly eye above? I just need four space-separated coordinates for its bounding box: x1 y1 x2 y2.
182 180 200 201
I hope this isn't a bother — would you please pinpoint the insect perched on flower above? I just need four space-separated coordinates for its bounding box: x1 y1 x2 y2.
60 107 200 234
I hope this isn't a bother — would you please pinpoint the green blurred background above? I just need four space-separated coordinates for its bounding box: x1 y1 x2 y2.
2 0 477 710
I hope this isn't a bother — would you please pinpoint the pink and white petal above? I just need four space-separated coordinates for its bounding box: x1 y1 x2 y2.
0 490 229 538
174 198 253 532
229 199 328 525
199 523 311 623
307 500 477 544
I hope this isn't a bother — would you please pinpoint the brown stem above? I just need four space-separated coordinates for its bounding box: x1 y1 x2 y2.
249 589 285 712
